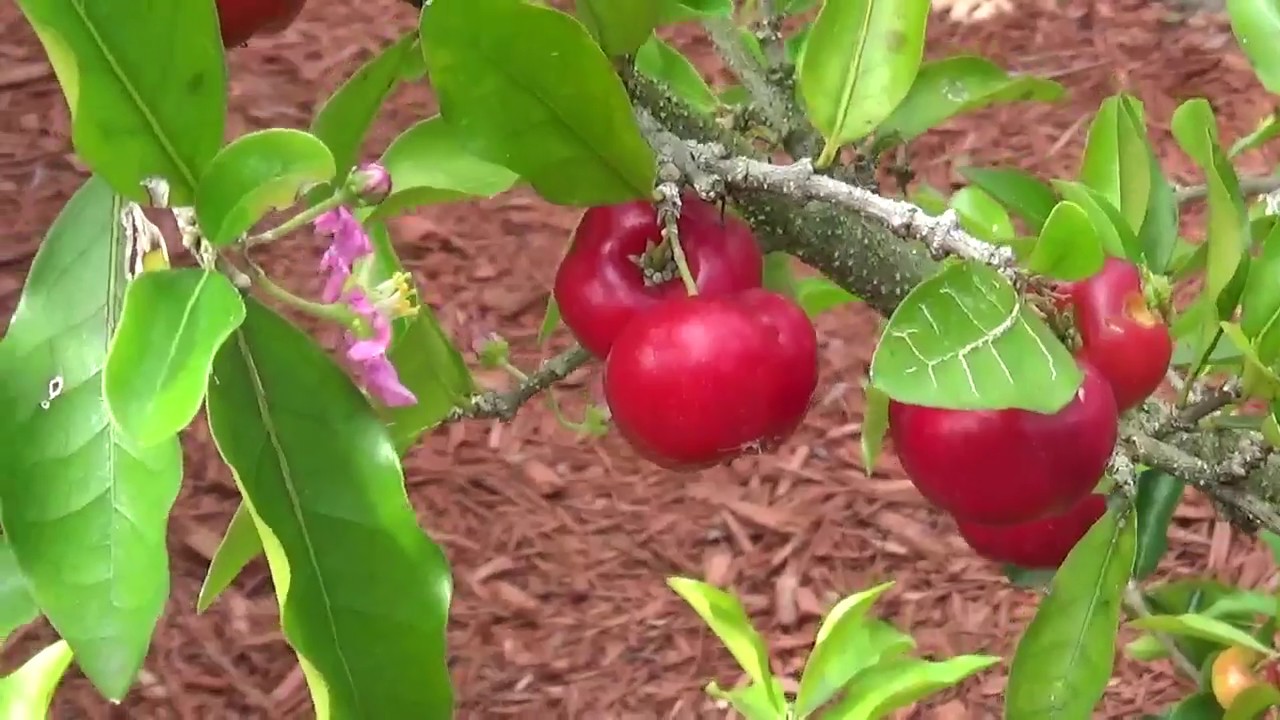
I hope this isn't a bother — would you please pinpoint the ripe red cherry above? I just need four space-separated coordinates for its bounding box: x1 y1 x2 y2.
216 0 307 48
956 493 1107 569
1068 256 1173 412
603 289 818 470
554 194 763 358
888 359 1118 526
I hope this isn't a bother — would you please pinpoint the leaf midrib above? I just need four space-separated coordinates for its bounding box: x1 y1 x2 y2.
70 0 197 191
232 330 363 714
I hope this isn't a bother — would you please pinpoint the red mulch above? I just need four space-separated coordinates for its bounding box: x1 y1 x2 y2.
0 0 1277 717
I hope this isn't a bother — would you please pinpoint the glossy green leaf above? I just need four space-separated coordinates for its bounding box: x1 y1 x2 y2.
823 654 1001 719
1202 591 1278 621
861 383 890 475
310 33 419 195
205 298 454 718
577 0 658 56
196 129 337 247
421 0 656 206
950 186 1015 243
798 0 930 163
371 116 521 221
1005 501 1137 719
1026 201 1105 280
13 0 225 204
196 503 261 613
103 269 245 446
1134 139 1180 274
635 36 719 115
878 55 1064 146
704 679 786 720
1228 0 1280 94
1230 112 1280 157
909 183 950 216
958 166 1058 232
0 538 37 642
1052 180 1139 260
1240 219 1280 365
1079 95 1152 235
538 297 562 345
794 582 894 716
0 177 182 700
1171 99 1248 305
1128 614 1276 656
786 25 812 66
668 577 784 715
1124 633 1168 662
763 252 799 299
1160 693 1226 720
795 276 860 317
1133 470 1185 580
0 640 74 717
869 261 1082 413
660 0 735 21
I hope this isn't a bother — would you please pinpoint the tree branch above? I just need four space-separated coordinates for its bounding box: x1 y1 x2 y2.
447 345 593 422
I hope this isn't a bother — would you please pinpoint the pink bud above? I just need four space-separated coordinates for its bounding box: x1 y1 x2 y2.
351 163 392 205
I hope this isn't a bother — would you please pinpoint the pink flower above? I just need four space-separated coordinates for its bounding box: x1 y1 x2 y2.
351 163 393 205
312 208 418 408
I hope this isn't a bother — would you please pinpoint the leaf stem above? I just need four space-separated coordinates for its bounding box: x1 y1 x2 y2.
245 260 357 327
245 189 353 247
815 141 839 170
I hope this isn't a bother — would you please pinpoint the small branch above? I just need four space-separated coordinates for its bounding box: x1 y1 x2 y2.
1174 174 1280 204
751 0 787 69
448 345 593 422
702 15 793 140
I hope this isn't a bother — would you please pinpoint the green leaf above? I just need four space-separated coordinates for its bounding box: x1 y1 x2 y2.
660 0 735 21
538 297 562 345
1124 633 1169 662
861 383 890 474
576 0 659 56
421 0 656 206
103 269 246 446
370 116 521 221
1259 530 1280 567
1079 95 1152 235
878 56 1064 146
1128 615 1277 656
908 183 951 216
822 655 1001 719
667 577 784 715
786 25 812 66
0 177 182 700
798 0 931 163
1161 693 1226 720
763 252 799 298
958 166 1059 233
949 186 1015 243
0 537 37 643
196 129 337 247
795 277 860 318
794 582 895 716
0 640 74 717
1230 112 1280 158
1171 99 1248 305
1240 219 1280 365
1051 180 1140 260
1225 681 1280 718
635 36 719 115
1005 500 1137 719
205 298 454 717
869 261 1082 413
1133 470 1185 580
1026 201 1105 280
310 34 419 193
1227 0 1280 95
196 503 261 613
13 0 225 204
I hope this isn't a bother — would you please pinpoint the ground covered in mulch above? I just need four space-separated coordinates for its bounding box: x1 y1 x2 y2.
1 0 1279 717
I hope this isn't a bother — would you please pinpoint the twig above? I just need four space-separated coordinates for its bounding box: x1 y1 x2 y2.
448 345 593 422
1123 582 1201 681
701 15 793 139
1174 174 1280 204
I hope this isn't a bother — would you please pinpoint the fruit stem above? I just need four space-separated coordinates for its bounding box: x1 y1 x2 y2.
667 231 699 296
499 361 531 384
1122 581 1200 680
246 188 354 247
654 185 700 296
245 260 360 328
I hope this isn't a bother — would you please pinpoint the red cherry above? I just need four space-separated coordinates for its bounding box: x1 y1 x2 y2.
888 359 1118 526
603 289 818 470
554 194 763 358
956 493 1107 569
216 0 307 48
1070 256 1173 412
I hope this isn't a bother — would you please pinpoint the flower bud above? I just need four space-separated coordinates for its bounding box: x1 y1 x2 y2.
350 163 392 205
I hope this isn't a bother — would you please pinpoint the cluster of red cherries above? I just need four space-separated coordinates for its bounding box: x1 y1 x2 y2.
554 194 820 471
891 257 1174 570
